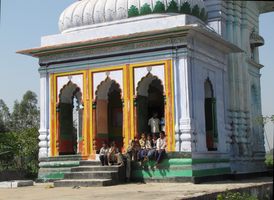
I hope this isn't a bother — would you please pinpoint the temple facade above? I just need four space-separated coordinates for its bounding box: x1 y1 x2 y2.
19 0 274 182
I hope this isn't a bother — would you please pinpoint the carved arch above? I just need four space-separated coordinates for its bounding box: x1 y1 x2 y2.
59 81 83 104
95 77 122 100
136 73 164 97
204 78 214 98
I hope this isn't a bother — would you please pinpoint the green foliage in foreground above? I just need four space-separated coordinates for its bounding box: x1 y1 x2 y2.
217 191 258 200
265 153 273 169
0 128 39 178
0 91 39 179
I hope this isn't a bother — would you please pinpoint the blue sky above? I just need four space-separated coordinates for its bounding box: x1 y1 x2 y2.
0 1 273 150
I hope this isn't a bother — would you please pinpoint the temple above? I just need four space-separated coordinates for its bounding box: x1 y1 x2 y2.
18 0 274 185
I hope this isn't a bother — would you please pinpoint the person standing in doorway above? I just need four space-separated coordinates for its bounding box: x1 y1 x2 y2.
148 113 160 138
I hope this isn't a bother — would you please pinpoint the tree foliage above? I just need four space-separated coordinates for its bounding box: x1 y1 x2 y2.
265 152 273 169
0 91 39 178
217 191 258 200
10 91 39 131
191 5 200 18
128 5 139 18
167 0 179 13
180 2 191 14
0 99 10 132
140 3 152 15
153 1 165 13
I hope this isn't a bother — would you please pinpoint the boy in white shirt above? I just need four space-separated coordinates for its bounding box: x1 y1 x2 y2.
108 141 123 166
99 142 109 166
156 131 167 165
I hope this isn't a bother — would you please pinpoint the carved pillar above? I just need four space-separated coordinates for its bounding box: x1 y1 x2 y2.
39 73 50 158
123 65 131 149
173 52 181 151
177 55 194 152
55 105 60 155
133 96 138 138
92 100 97 154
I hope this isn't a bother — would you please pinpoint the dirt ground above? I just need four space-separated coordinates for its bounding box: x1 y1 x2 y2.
0 177 272 200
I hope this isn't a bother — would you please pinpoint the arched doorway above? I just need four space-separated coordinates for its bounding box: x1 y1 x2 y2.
204 78 218 151
136 74 165 137
95 78 123 152
58 81 83 155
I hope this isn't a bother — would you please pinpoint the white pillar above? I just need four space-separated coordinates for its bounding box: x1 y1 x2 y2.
177 55 194 152
173 53 181 151
38 73 50 158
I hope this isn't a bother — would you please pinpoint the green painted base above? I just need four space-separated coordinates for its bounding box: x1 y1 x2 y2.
37 155 231 182
38 172 66 182
193 168 231 177
131 157 231 181
131 159 192 179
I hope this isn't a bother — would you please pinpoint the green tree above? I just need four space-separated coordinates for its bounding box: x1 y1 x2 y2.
0 132 20 170
0 99 10 132
0 91 39 178
128 5 139 17
153 1 165 13
192 5 200 19
180 2 191 14
140 3 152 15
10 91 39 131
0 117 4 133
16 127 39 177
167 0 179 13
200 8 207 21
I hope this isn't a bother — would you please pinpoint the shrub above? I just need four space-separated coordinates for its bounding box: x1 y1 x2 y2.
0 132 20 170
217 191 258 200
265 153 273 169
140 3 152 15
153 1 165 13
200 8 207 21
128 5 139 18
191 5 200 19
180 2 191 14
0 128 39 178
167 0 179 13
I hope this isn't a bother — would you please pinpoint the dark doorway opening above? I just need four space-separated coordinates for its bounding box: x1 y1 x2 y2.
204 79 218 151
58 82 83 155
95 78 123 151
136 75 165 137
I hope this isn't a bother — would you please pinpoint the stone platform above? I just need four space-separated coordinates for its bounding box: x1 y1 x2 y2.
0 177 272 200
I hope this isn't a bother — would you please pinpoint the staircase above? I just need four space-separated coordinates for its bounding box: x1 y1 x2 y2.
54 160 125 187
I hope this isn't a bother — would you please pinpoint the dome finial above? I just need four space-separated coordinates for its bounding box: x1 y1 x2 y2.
59 0 207 33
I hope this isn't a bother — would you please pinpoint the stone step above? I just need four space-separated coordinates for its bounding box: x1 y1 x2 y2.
79 160 101 166
54 179 113 187
40 155 82 162
64 171 118 180
71 166 120 172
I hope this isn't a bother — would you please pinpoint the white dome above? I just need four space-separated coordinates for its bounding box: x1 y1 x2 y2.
59 0 207 33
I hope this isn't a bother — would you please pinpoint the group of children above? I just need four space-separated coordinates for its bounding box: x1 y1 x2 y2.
127 131 167 165
99 141 124 166
98 131 167 167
